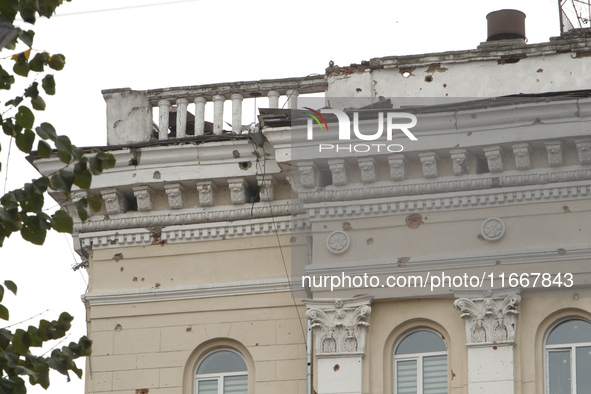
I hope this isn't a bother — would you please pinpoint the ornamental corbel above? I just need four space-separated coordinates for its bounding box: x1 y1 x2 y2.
196 181 217 207
228 178 249 205
358 157 377 184
328 159 348 186
419 152 439 179
100 188 130 215
256 175 276 201
132 185 154 212
575 138 591 165
296 161 318 189
512 143 531 171
545 141 563 167
483 145 504 173
164 183 186 209
450 148 469 176
388 154 407 181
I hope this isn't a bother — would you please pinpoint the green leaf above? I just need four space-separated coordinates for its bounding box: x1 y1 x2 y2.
48 54 65 71
18 2 36 24
37 140 51 158
74 199 88 221
15 128 35 153
24 82 39 98
52 210 72 233
13 54 30 77
12 329 31 355
74 170 91 190
50 173 69 193
19 29 35 47
41 74 55 95
31 94 46 110
15 106 34 129
87 194 102 212
36 122 57 140
0 304 9 320
6 95 23 107
0 285 3 302
4 280 17 295
0 65 16 90
0 0 19 23
29 52 49 72
20 224 47 245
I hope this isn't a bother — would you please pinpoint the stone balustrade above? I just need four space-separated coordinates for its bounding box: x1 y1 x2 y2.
102 75 327 145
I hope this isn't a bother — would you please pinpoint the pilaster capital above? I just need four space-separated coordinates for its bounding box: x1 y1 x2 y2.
305 296 373 357
454 292 520 346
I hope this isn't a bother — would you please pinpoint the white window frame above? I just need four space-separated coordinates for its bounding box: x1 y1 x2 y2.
393 329 448 394
195 349 248 394
544 319 591 394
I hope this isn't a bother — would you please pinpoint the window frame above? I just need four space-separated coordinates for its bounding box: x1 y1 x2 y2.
544 319 591 394
393 329 448 394
194 349 248 394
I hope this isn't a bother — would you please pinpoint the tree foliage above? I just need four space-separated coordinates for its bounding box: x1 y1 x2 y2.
0 1 114 392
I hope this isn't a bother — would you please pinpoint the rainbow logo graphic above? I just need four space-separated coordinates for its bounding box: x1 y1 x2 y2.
304 107 329 131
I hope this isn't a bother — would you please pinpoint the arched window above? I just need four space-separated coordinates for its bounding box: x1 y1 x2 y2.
195 350 248 394
545 319 591 394
394 330 448 394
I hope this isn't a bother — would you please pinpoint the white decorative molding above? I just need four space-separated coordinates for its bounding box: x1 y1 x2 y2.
296 161 318 189
228 178 249 204
328 159 348 186
257 175 276 201
100 188 129 215
545 141 564 167
298 167 591 204
305 242 591 278
454 294 521 346
575 138 591 165
196 181 216 207
388 154 407 181
358 157 377 184
305 296 373 357
450 148 469 176
164 183 185 209
83 277 297 306
132 185 154 212
512 143 531 171
484 145 504 173
78 216 309 250
419 152 439 179
326 231 351 254
481 217 506 242
74 200 296 233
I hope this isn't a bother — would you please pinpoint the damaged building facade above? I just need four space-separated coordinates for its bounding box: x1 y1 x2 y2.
31 11 591 394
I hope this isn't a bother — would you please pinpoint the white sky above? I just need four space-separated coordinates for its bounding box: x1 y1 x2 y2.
0 0 575 392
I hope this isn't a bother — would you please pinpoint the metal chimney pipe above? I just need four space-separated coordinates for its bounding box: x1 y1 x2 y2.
486 9 526 41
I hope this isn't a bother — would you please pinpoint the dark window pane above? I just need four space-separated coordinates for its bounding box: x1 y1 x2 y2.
548 350 571 394
396 331 446 355
197 350 247 375
576 346 591 394
547 320 591 345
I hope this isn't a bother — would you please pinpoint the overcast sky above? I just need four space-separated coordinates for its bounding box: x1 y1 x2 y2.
0 0 577 392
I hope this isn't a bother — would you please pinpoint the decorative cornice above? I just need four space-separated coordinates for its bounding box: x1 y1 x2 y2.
304 243 591 278
305 296 373 357
73 201 296 233
298 167 591 205
454 294 521 346
83 277 297 306
78 215 308 250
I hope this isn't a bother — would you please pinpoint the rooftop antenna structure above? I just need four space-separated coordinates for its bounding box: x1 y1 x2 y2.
559 0 591 33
